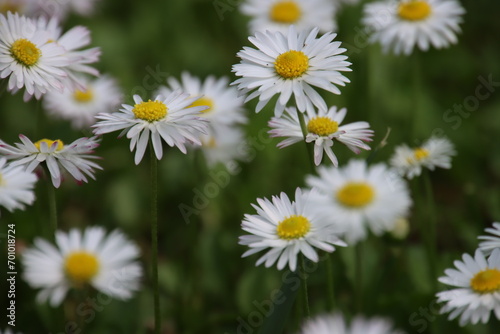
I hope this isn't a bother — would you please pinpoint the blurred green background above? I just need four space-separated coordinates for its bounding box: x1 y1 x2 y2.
1 0 500 333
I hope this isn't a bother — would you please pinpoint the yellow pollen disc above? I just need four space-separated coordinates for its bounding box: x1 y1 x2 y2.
413 147 429 161
190 97 214 113
336 182 375 208
307 117 339 136
398 1 432 21
73 89 94 103
270 1 301 24
133 100 167 122
10 38 41 67
0 173 4 186
276 215 311 240
34 139 64 151
274 50 309 79
64 251 100 285
470 268 500 293
204 136 217 148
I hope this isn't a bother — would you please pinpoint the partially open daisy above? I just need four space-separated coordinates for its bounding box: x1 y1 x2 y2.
0 12 69 101
232 25 351 116
299 312 404 334
478 222 500 255
269 106 373 166
239 188 346 272
240 0 336 35
156 72 247 127
362 0 465 55
0 157 37 216
306 159 412 244
390 136 456 179
437 249 500 326
93 91 209 164
0 135 101 188
22 226 142 307
43 75 122 129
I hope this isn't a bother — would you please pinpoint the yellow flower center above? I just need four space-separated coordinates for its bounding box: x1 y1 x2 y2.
10 38 41 67
276 215 311 240
0 172 4 186
64 251 100 285
270 1 301 24
336 182 375 208
190 96 214 114
0 3 21 13
470 268 500 294
413 147 429 161
73 89 94 103
133 100 167 122
307 117 339 136
274 50 309 79
34 139 64 151
398 0 432 21
204 136 217 148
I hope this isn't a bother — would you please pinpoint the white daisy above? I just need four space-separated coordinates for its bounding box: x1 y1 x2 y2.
240 0 337 35
156 72 247 127
0 328 23 334
436 248 500 326
299 312 404 334
305 159 412 244
22 226 142 307
198 124 248 168
390 136 455 179
0 157 37 216
239 187 346 272
34 16 101 91
43 75 122 129
362 0 465 55
0 135 101 188
232 25 351 116
478 222 500 255
22 0 100 21
269 106 373 166
93 91 209 165
0 12 69 101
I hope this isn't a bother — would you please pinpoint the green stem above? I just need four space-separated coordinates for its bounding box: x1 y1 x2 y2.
300 255 310 318
412 51 422 139
355 243 363 313
296 110 316 172
150 143 160 334
47 180 57 240
423 171 437 290
326 253 335 311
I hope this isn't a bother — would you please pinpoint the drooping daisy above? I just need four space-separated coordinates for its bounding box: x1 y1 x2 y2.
198 125 248 168
390 136 455 179
34 16 101 91
240 0 337 35
0 12 69 101
362 0 465 55
156 72 247 127
436 249 500 326
269 106 373 166
306 159 412 244
43 75 122 129
232 25 351 116
0 135 101 188
0 157 37 216
299 312 404 334
93 91 209 165
239 188 346 272
22 226 142 307
478 222 500 255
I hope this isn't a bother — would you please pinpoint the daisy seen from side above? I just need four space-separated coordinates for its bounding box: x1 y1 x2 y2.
232 25 351 116
197 124 248 168
0 157 37 216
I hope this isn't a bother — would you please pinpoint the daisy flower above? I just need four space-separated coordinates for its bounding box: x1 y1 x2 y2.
390 136 456 179
0 12 69 101
93 91 209 165
43 75 122 129
306 159 412 244
362 0 465 55
478 222 500 255
436 249 500 326
0 135 101 188
240 0 337 35
23 0 101 21
299 312 404 334
156 72 247 127
239 188 346 272
0 158 37 216
232 25 351 116
198 125 248 168
269 106 373 166
22 226 142 307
